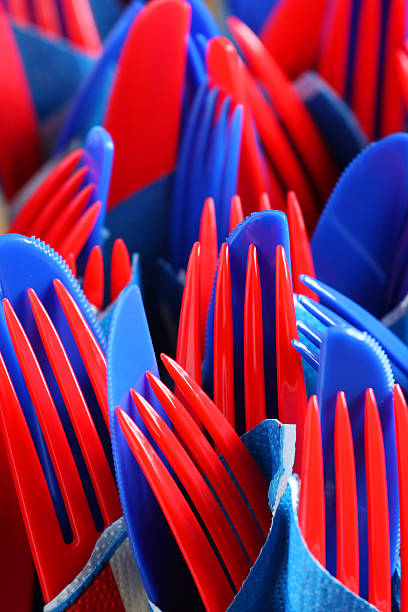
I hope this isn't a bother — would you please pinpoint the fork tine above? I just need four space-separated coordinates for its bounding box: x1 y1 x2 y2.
297 320 323 347
334 392 359 594
176 242 202 388
9 150 83 234
244 245 266 431
29 166 88 238
65 252 76 277
116 407 235 612
276 245 307 473
5 0 30 23
59 0 102 53
297 293 341 328
229 194 244 232
292 339 320 370
213 243 235 427
43 184 94 248
58 201 102 259
286 191 317 299
2 299 96 543
364 389 391 612
146 371 265 562
31 0 61 35
53 279 108 425
131 389 251 590
299 395 326 566
393 384 408 611
199 197 218 347
0 351 68 601
27 289 120 526
83 245 104 310
160 354 271 536
259 192 272 211
397 49 408 110
110 238 132 303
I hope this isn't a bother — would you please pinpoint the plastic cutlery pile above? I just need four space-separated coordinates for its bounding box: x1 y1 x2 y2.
0 0 407 611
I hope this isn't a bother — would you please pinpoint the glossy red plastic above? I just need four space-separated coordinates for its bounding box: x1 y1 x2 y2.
176 242 202 387
213 243 235 428
161 354 271 535
53 279 108 425
243 66 319 226
334 392 359 594
229 194 244 232
397 48 408 109
198 197 218 346
260 0 328 78
116 407 234 612
380 0 405 135
6 0 30 23
9 149 83 234
0 4 41 198
43 184 94 250
146 371 265 562
393 385 407 611
317 0 352 98
65 253 76 277
27 289 120 525
275 245 307 474
351 0 382 138
59 201 102 259
59 0 101 52
229 16 337 202
364 389 391 612
1 300 98 602
286 191 317 299
244 245 266 432
105 0 190 208
29 167 88 239
111 238 132 303
131 389 250 590
32 0 61 35
83 245 104 310
206 36 270 214
258 192 272 211
299 395 326 567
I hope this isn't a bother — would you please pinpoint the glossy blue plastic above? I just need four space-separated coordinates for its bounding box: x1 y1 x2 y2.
56 1 143 152
0 234 106 540
300 275 408 380
77 126 114 269
315 326 398 599
169 83 242 271
107 284 199 610
203 210 291 434
294 71 366 171
311 134 408 318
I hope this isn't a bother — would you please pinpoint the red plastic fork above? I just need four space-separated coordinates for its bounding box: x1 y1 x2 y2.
6 0 30 23
176 242 202 388
229 16 338 203
83 245 104 311
199 197 218 345
131 389 251 590
334 392 359 594
110 238 132 303
380 0 405 135
213 243 235 428
364 389 391 612
116 407 234 612
53 279 108 425
351 0 382 138
161 354 271 535
393 384 407 611
58 201 102 259
397 48 408 109
31 0 61 36
146 371 265 561
9 149 83 234
299 395 326 566
244 245 266 431
275 244 307 474
43 184 95 248
229 194 244 232
59 0 102 53
286 191 317 299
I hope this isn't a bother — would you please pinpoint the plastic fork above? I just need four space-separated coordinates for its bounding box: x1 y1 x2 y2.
115 359 270 610
0 288 120 601
299 274 408 380
300 390 391 610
